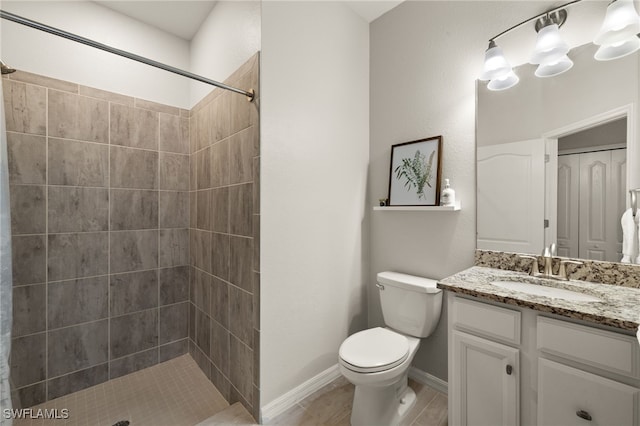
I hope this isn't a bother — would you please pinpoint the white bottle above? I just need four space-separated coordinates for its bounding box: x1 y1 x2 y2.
441 178 455 206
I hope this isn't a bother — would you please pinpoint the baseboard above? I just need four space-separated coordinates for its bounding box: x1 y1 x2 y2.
409 366 448 395
260 364 341 424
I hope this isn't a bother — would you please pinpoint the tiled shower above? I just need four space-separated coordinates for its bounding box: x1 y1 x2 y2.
3 53 260 419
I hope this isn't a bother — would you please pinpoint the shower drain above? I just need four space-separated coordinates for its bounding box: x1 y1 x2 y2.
112 421 130 426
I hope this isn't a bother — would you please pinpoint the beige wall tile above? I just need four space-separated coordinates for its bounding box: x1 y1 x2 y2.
196 104 212 152
110 103 159 150
159 113 190 154
159 228 189 268
229 183 253 237
110 146 158 189
159 152 189 191
7 132 46 184
48 186 109 233
211 92 231 143
49 90 108 143
48 138 109 187
10 185 45 235
79 85 134 106
229 127 255 185
211 232 230 281
110 189 158 230
48 232 109 281
229 236 252 292
109 230 158 274
3 80 46 135
10 70 78 93
229 336 253 404
135 97 180 116
229 287 253 348
211 140 230 188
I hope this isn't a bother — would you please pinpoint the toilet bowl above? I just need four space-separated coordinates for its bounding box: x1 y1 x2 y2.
338 272 442 426
339 327 421 425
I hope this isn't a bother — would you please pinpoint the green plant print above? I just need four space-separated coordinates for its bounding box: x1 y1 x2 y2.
394 149 435 200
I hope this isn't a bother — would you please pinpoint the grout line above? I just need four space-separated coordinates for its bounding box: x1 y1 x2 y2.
44 84 49 402
157 108 162 366
107 101 112 378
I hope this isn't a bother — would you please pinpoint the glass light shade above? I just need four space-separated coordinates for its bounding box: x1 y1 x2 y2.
535 55 574 77
530 24 570 64
594 0 640 46
487 70 519 91
594 35 640 60
480 44 512 81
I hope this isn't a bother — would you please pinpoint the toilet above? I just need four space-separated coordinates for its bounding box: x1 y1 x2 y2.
338 271 442 426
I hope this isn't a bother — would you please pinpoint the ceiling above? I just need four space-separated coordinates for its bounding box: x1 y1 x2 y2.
345 1 404 23
95 0 404 42
95 1 218 40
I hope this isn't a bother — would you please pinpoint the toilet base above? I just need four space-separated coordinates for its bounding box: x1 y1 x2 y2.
349 372 416 426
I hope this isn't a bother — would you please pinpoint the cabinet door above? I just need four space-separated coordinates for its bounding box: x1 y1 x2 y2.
538 358 640 426
451 330 519 426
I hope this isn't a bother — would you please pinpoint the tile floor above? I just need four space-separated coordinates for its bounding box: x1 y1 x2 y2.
13 355 228 426
11 354 448 426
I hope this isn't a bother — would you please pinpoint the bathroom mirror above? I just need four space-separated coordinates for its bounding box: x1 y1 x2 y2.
476 42 639 263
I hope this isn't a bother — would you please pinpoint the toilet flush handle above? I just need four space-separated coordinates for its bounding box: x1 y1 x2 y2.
376 283 385 291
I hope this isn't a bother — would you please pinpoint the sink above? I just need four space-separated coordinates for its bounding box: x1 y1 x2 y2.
490 280 602 302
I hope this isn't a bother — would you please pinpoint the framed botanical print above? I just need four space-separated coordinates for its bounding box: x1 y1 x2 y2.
388 136 443 206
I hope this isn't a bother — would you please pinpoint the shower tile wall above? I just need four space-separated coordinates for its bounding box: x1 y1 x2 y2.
3 71 190 407
188 53 260 420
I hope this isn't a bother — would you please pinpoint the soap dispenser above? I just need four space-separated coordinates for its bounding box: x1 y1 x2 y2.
441 179 456 206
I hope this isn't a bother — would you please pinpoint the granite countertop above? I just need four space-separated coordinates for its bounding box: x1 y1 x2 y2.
437 266 640 332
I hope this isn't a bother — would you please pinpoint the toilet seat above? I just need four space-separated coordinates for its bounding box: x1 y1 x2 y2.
339 327 409 373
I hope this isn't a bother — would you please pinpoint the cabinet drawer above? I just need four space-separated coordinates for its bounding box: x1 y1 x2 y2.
537 316 640 378
538 358 640 426
452 296 521 344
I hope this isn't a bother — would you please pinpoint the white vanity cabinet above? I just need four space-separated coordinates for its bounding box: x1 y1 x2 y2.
447 295 640 426
538 358 638 426
451 331 519 426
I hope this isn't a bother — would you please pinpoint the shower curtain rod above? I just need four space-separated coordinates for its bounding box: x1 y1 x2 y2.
0 10 255 102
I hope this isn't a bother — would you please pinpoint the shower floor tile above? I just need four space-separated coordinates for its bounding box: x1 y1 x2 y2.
14 355 229 426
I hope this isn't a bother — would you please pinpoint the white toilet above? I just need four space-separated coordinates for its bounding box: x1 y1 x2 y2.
338 271 442 426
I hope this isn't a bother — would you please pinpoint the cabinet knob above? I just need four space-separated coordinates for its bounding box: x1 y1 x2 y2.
506 365 513 375
576 410 592 421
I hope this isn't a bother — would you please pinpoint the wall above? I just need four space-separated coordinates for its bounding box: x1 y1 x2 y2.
0 1 191 108
558 118 627 152
189 1 261 107
368 1 567 382
260 1 369 407
4 71 190 407
187 54 260 419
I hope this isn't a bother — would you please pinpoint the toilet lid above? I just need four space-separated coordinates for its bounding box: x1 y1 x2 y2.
339 327 409 373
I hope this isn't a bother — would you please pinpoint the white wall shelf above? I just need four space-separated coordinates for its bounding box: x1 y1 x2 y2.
373 201 461 211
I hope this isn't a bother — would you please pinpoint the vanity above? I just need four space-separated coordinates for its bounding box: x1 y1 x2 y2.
438 263 640 426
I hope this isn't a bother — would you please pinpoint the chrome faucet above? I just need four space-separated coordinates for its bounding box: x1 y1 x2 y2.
541 243 557 276
518 243 582 281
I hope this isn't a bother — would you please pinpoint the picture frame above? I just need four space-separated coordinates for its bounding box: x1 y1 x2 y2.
387 136 443 206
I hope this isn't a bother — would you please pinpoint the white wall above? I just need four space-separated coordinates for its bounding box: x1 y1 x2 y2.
0 1 191 108
368 1 566 381
189 1 261 107
261 1 369 407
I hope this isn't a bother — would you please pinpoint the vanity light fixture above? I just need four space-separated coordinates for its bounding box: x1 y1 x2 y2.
480 40 519 91
480 0 640 91
530 10 574 77
593 0 640 61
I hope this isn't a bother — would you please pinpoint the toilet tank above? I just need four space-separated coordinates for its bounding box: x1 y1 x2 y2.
377 271 443 338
